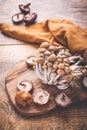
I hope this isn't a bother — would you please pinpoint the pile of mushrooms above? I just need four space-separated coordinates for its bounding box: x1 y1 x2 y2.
31 42 87 90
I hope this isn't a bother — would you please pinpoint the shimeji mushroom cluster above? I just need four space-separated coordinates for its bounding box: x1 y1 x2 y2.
34 42 87 90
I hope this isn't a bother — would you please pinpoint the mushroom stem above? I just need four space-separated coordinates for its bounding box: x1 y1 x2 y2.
69 55 81 63
70 65 82 71
53 75 61 84
48 76 55 85
24 3 31 8
38 63 43 74
35 63 44 82
44 68 48 83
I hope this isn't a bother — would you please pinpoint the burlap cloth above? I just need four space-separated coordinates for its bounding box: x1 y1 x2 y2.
0 19 87 130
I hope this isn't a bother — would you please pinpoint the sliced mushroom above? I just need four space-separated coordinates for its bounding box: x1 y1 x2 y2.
33 89 50 105
15 91 32 107
26 56 36 67
17 80 33 92
11 13 24 24
55 93 72 107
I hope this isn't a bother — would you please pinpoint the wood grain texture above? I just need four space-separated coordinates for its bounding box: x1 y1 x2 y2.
0 0 87 130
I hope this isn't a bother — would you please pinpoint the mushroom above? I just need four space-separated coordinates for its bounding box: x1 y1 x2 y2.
55 93 72 107
33 89 50 105
65 66 71 74
15 91 32 107
11 13 24 24
63 58 70 63
34 43 86 90
24 13 37 25
40 42 50 48
48 45 58 51
26 56 36 67
39 48 46 53
56 75 73 90
17 80 33 92
19 3 31 14
44 51 52 56
58 63 65 70
48 54 57 62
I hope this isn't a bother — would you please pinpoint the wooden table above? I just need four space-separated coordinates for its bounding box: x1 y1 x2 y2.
0 0 87 130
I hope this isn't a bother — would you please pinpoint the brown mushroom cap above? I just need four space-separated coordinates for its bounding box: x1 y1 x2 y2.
44 51 52 56
48 54 57 62
40 42 50 48
65 67 71 74
15 91 32 107
55 93 72 107
39 48 46 53
58 63 65 69
57 69 65 76
35 57 44 63
48 45 58 51
33 89 50 105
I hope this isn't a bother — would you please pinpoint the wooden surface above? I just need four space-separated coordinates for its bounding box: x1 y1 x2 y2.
5 60 57 116
6 58 87 117
0 0 87 130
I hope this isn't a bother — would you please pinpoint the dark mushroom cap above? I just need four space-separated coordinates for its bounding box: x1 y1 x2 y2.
19 3 31 14
24 13 37 25
11 13 24 24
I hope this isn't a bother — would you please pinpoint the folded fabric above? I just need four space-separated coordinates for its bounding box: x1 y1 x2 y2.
0 19 87 62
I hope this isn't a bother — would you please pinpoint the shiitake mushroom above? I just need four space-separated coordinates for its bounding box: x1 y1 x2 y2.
11 13 24 24
19 3 31 14
24 13 37 26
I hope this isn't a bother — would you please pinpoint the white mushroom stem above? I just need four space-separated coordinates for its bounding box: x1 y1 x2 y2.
47 70 52 81
35 63 45 82
72 72 83 76
56 84 69 90
70 65 82 71
48 76 55 85
38 63 43 74
44 68 48 83
53 75 61 84
69 55 82 63
58 79 67 84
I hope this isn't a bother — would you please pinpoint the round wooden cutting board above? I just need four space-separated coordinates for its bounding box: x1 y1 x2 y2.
5 59 60 116
5 58 87 117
